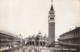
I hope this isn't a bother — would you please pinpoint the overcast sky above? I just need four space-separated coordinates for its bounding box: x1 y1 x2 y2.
0 0 80 40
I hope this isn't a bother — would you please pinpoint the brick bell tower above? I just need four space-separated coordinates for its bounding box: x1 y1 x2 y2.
48 0 55 47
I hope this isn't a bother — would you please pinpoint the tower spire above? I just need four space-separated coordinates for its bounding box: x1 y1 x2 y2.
50 0 53 11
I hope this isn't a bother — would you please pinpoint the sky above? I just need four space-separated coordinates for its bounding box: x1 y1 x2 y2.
0 0 80 40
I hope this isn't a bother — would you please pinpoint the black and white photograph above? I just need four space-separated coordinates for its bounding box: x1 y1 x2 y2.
0 0 80 52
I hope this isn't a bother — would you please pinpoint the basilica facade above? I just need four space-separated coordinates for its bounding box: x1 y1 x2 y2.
25 32 48 46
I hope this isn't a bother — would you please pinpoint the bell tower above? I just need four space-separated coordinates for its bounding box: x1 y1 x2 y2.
48 0 55 47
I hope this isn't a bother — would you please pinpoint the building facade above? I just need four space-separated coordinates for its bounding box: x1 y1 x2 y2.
25 32 48 46
58 27 80 52
0 31 22 51
48 1 55 47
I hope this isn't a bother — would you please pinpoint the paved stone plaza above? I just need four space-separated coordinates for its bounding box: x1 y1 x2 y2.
13 46 54 52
